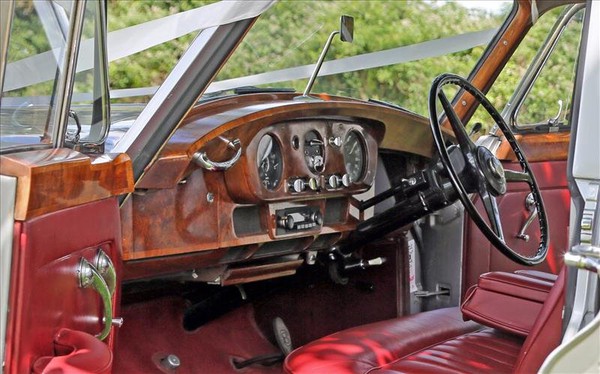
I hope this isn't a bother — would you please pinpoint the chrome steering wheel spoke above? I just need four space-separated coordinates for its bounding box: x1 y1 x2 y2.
505 169 533 184
478 186 504 241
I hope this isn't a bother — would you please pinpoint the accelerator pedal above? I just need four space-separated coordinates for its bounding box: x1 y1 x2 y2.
232 317 293 369
273 317 293 355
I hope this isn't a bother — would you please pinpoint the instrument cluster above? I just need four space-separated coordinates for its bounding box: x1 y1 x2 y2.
242 120 376 202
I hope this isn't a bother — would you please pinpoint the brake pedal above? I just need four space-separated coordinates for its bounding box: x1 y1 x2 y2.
273 317 293 355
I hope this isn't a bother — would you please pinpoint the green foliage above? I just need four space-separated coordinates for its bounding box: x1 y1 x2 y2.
4 1 584 135
107 0 215 91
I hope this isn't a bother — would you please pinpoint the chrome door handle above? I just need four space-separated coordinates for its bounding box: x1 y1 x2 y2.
94 249 116 296
78 258 113 340
516 192 538 242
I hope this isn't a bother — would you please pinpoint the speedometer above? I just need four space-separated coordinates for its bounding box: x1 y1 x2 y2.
257 134 282 190
342 131 366 183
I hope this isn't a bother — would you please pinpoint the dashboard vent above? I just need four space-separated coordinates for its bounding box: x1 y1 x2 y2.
253 238 309 259
308 233 342 250
233 206 263 236
324 198 347 224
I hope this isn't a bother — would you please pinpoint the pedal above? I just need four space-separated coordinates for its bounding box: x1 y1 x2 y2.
273 317 293 355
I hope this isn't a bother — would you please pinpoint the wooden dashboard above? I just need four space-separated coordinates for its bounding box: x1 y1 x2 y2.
121 93 440 280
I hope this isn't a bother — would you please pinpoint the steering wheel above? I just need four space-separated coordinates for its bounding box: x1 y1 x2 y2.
428 73 548 266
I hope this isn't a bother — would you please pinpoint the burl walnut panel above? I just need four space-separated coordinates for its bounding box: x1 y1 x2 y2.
124 94 447 264
137 95 447 190
0 149 133 220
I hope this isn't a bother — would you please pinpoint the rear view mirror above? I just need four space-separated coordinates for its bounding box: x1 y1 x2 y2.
340 15 354 43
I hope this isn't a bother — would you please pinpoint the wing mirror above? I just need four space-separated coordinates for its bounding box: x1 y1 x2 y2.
340 15 354 43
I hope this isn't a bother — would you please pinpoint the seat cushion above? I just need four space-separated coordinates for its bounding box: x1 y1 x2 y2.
285 307 523 374
370 328 523 374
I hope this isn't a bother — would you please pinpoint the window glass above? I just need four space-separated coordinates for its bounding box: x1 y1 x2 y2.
213 0 510 118
1 1 71 151
484 5 585 132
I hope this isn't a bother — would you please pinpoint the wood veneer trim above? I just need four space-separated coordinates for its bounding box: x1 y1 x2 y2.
0 149 134 220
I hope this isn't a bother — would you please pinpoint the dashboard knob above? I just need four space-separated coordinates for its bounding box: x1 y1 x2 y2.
277 214 295 230
328 136 342 147
308 177 319 191
292 178 306 193
341 174 351 187
311 211 323 226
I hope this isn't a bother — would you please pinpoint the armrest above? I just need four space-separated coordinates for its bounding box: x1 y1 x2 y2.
32 328 113 374
461 271 554 337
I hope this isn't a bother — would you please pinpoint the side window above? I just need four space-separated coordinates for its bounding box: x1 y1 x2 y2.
1 1 68 151
514 6 585 130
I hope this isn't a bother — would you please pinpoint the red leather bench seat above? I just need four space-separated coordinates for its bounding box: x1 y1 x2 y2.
285 270 565 374
284 307 524 374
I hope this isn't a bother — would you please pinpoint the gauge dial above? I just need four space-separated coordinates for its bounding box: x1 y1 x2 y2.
257 134 282 190
343 131 366 183
304 131 325 173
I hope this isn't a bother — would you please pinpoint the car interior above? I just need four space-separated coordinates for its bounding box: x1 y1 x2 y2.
0 0 598 373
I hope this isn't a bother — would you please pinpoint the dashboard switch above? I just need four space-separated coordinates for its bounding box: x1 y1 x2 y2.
308 177 319 191
341 173 351 187
327 174 351 189
291 178 306 193
327 174 340 189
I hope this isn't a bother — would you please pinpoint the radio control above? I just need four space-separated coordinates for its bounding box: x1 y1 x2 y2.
275 207 323 234
311 211 323 226
277 214 296 230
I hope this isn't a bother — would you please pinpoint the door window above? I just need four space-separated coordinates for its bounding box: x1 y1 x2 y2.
514 6 585 130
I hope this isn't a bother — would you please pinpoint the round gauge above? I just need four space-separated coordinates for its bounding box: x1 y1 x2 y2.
304 131 325 173
343 131 366 183
257 134 282 190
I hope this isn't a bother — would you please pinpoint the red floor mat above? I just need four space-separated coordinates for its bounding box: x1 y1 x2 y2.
114 297 282 373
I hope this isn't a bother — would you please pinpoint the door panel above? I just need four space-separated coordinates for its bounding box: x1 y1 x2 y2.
4 198 123 373
463 160 569 296
1 149 133 373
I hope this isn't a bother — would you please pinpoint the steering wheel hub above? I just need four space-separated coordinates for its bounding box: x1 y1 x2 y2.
477 146 506 196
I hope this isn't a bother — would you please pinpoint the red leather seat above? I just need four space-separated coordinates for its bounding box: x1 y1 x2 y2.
284 270 565 374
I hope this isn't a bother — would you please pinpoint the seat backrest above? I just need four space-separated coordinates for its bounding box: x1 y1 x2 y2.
513 268 566 373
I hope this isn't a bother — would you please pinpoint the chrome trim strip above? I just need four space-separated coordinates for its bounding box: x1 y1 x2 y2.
52 0 86 148
0 176 17 367
0 0 14 95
